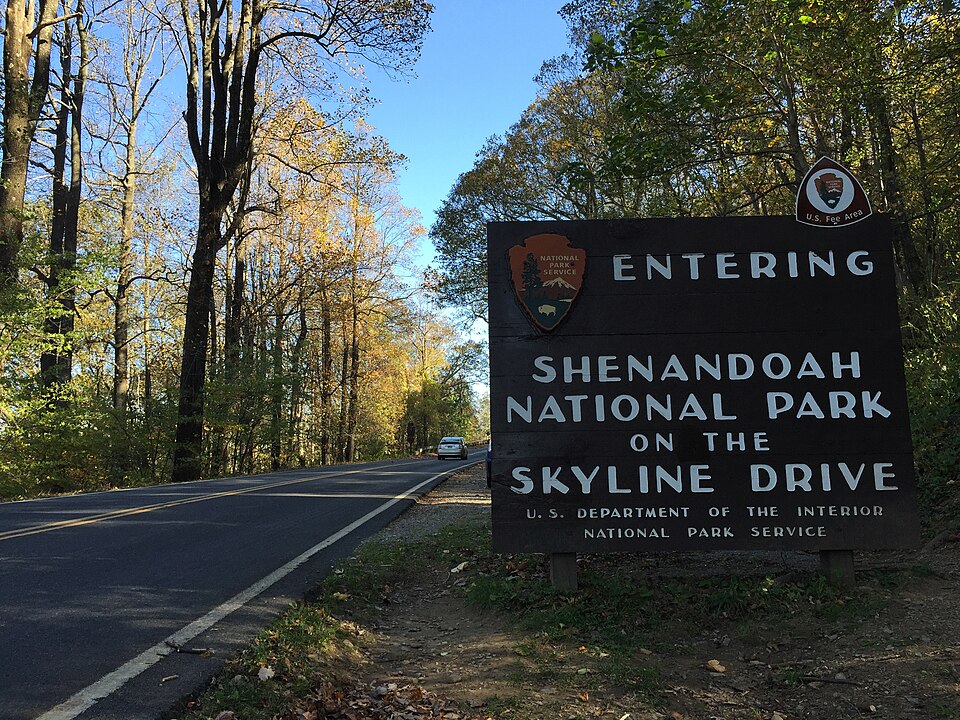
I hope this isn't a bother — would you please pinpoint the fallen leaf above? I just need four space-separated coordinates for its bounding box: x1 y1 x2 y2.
258 666 275 681
578 691 590 701
704 659 726 673
333 592 350 601
450 561 469 573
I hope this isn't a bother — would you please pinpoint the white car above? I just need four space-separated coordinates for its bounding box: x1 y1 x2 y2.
437 436 468 460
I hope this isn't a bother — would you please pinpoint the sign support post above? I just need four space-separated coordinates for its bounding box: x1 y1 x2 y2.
549 553 578 592
820 549 856 589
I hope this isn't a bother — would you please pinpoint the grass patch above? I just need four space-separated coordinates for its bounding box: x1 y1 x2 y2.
771 666 806 687
173 604 366 719
173 524 491 719
466 551 868 645
174 521 904 719
484 696 524 715
657 571 880 625
929 702 960 720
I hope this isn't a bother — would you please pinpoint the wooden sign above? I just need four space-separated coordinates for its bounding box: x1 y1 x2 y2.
487 216 918 553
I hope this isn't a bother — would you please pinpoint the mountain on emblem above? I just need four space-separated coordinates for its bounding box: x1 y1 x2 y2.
508 233 586 332
796 156 872 227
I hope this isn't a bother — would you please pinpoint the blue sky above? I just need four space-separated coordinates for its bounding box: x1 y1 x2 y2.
364 1 572 262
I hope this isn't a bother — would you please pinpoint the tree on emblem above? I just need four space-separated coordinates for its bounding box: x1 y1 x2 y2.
521 253 542 296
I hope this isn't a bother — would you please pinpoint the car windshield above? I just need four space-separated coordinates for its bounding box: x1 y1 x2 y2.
440 437 462 444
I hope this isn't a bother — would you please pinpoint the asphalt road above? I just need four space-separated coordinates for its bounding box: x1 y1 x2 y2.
0 453 481 720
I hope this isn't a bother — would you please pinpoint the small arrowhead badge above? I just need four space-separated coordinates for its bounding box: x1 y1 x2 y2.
796 156 872 227
508 233 585 332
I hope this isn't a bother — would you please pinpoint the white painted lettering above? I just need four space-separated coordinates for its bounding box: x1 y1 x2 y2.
832 351 862 378
572 466 599 493
847 251 874 275
750 252 776 278
681 253 705 279
598 356 621 382
646 255 672 279
809 251 836 276
506 396 532 423
716 253 739 278
532 356 556 383
862 391 891 418
563 356 591 382
612 254 636 280
511 467 533 494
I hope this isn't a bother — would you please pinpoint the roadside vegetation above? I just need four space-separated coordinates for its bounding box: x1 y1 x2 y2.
170 516 948 720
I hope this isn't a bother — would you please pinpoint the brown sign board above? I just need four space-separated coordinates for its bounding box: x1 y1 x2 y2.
487 216 919 554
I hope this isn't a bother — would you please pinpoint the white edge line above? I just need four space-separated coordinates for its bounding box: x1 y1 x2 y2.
36 462 478 720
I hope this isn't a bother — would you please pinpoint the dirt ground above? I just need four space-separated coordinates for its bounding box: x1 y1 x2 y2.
324 466 960 720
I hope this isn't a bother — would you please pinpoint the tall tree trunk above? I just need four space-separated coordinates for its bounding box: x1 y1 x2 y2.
908 95 938 286
864 72 926 296
171 0 259 482
113 139 136 416
337 340 349 462
345 330 359 462
41 33 74 390
320 284 333 465
41 7 85 392
209 242 244 478
762 7 808 187
0 0 58 286
142 266 153 419
269 306 286 470
171 218 219 482
225 245 245 367
286 294 307 465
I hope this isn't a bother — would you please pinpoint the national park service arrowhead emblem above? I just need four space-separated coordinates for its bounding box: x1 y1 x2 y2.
508 233 585 332
796 156 872 227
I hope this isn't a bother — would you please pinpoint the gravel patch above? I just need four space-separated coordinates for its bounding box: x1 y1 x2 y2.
366 463 490 546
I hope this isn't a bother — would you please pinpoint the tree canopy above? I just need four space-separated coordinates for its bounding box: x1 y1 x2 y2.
0 0 489 500
431 0 960 319
428 0 960 524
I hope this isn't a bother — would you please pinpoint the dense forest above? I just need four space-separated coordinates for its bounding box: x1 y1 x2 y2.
430 0 960 528
0 0 487 499
2 0 958 526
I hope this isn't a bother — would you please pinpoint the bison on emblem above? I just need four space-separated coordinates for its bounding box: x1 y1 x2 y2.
508 234 586 332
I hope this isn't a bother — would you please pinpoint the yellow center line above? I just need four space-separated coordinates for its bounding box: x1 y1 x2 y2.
0 459 432 543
